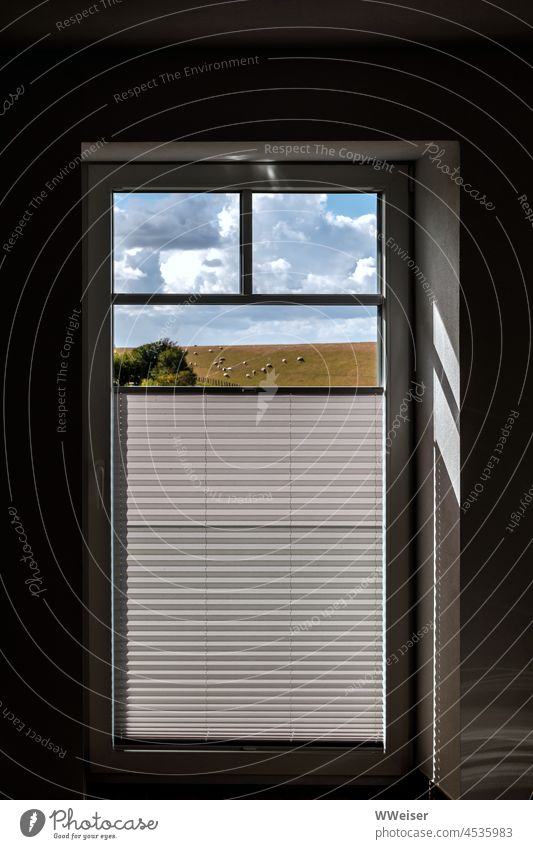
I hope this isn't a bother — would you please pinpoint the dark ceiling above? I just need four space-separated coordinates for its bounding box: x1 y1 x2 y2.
1 0 533 49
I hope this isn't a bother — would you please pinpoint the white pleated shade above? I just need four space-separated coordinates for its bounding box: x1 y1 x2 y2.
113 390 383 743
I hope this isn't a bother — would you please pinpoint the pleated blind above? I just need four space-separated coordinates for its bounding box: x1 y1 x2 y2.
113 389 384 743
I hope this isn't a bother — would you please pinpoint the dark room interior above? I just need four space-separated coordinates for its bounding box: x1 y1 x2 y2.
1 0 532 822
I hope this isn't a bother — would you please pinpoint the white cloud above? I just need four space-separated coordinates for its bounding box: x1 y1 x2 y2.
252 194 377 294
113 192 239 293
270 220 308 242
217 195 239 238
269 257 291 271
160 246 237 294
247 315 377 344
349 256 377 290
325 210 377 236
113 257 147 284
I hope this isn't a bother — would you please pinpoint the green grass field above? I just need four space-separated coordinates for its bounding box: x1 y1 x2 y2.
115 342 377 387
183 342 377 387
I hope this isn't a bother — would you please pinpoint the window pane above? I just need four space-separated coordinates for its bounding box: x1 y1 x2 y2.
252 193 378 294
114 304 378 387
113 192 240 294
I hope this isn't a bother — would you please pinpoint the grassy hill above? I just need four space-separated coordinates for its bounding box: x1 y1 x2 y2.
115 342 377 387
182 342 376 387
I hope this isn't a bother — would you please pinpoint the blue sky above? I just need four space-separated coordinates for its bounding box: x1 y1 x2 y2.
114 304 378 348
326 193 376 217
113 192 378 347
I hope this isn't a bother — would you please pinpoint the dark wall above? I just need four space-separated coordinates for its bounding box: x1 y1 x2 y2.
1 43 532 799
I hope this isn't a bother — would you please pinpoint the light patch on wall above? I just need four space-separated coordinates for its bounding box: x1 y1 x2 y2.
434 374 460 503
433 303 459 407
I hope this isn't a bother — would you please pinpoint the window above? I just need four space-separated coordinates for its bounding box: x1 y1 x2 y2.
85 158 411 776
113 191 240 294
112 189 380 388
113 304 378 387
252 192 378 294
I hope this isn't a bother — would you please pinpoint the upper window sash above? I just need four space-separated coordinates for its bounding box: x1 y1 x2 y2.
112 183 383 304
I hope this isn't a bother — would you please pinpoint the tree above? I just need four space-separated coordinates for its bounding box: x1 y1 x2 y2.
133 338 176 374
114 340 196 386
141 369 196 387
144 347 197 386
113 349 143 385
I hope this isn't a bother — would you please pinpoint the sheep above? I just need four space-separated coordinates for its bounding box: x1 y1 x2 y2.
242 360 247 365
282 358 287 363
226 367 232 371
223 372 229 378
261 367 267 373
246 373 251 378
266 362 272 368
252 369 256 375
219 356 225 362
208 348 213 352
297 356 304 362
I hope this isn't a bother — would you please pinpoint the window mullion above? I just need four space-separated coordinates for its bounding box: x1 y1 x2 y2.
241 190 253 295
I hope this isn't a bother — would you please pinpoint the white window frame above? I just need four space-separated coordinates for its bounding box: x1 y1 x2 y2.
83 151 413 783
